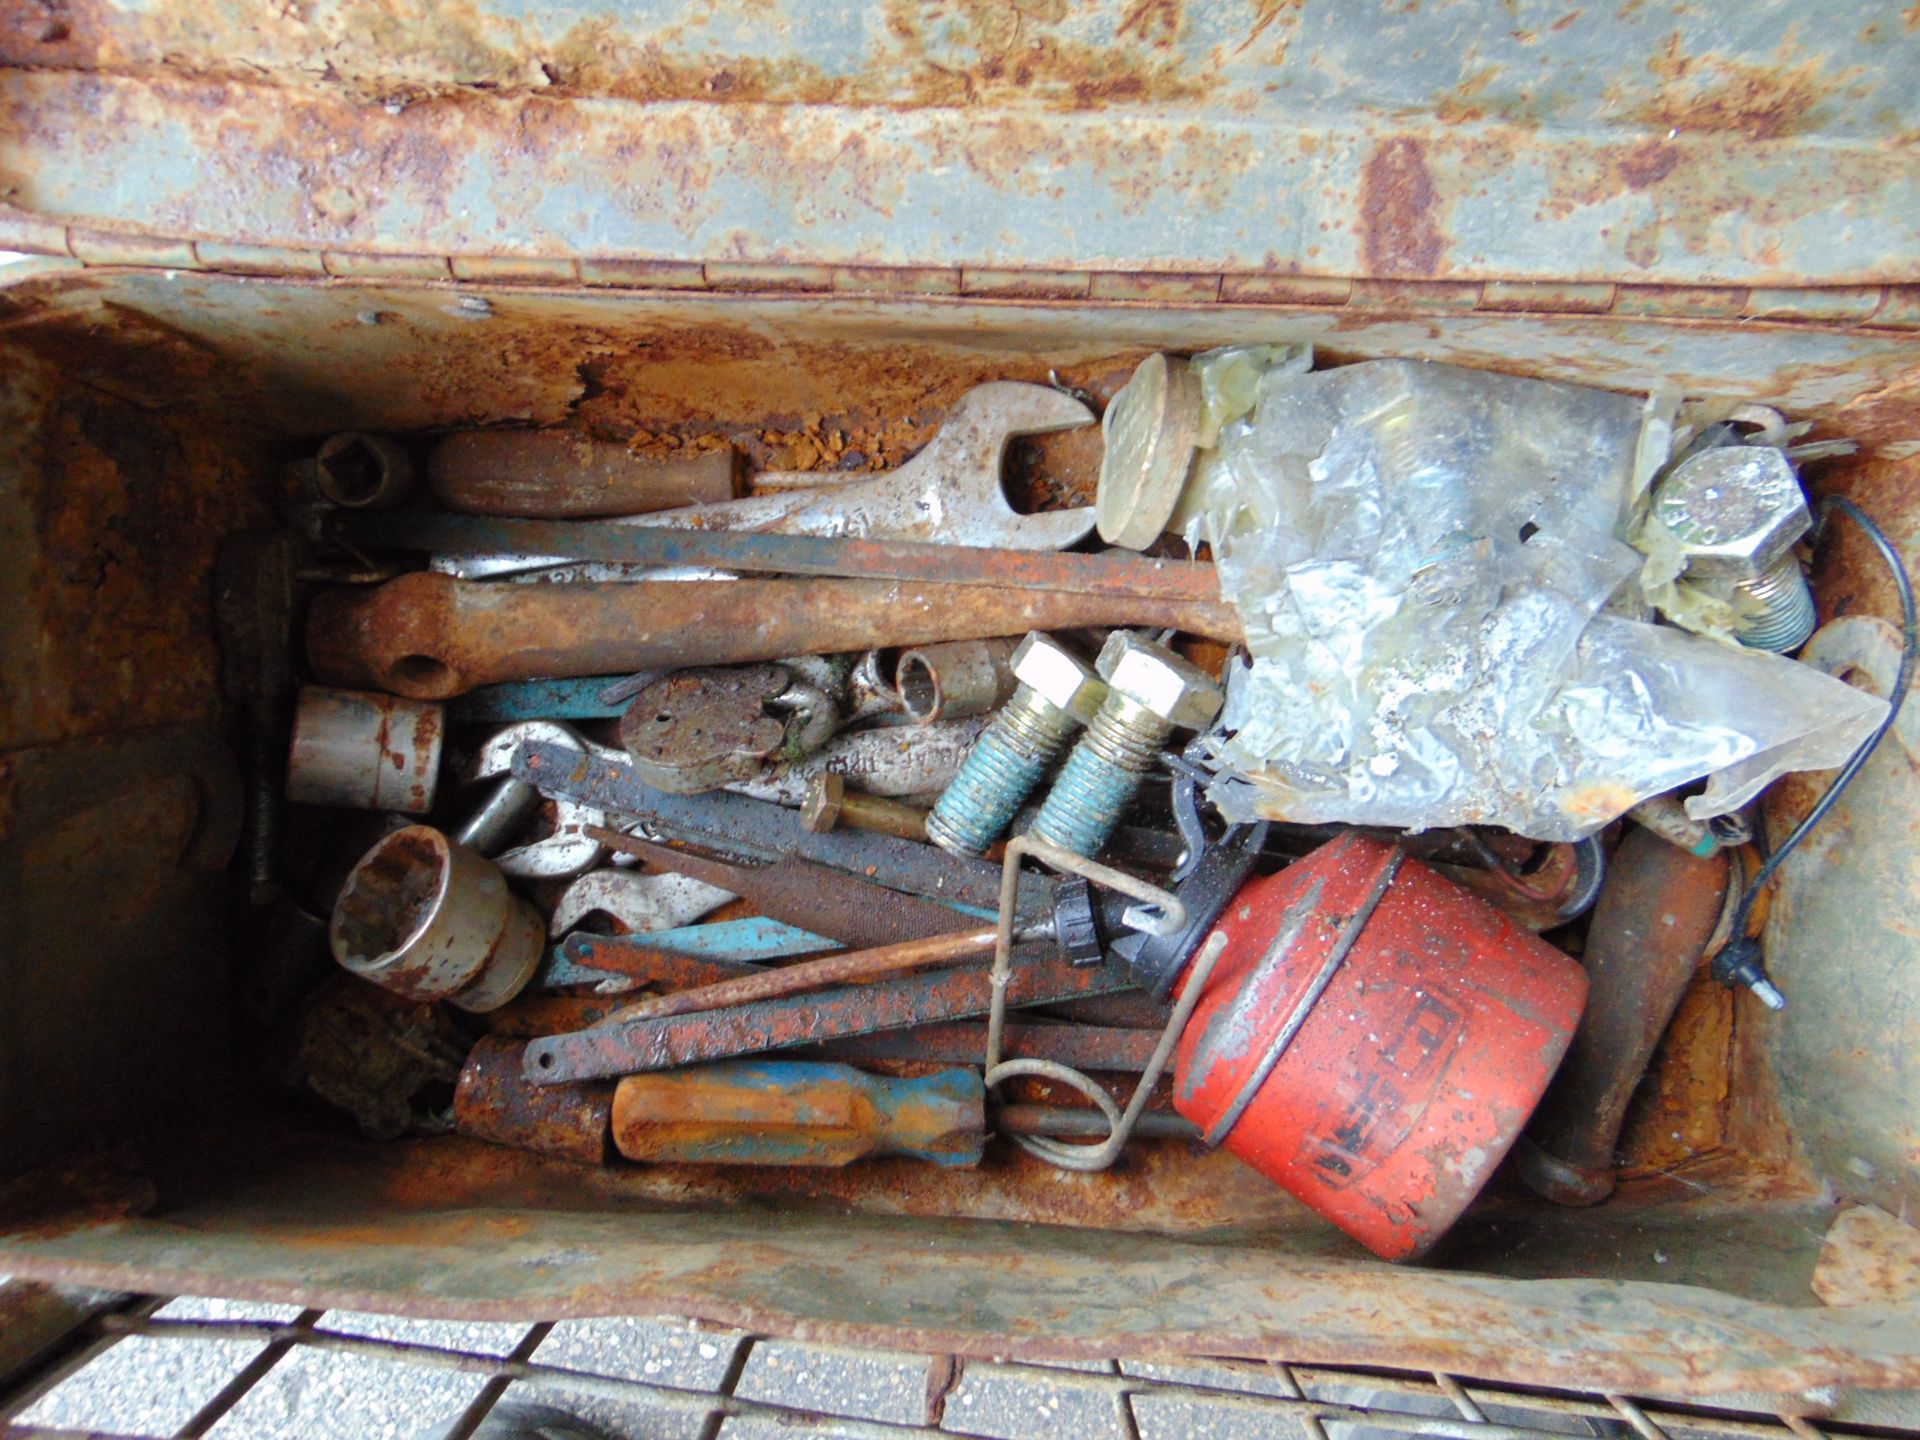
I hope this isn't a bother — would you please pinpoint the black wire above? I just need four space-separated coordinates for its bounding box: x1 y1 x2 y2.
1725 496 1918 949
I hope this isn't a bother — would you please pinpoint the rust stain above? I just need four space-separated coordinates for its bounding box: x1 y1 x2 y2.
1229 0 1303 60
1357 137 1445 280
1616 138 1682 189
1812 1204 1920 1306
1617 970 1734 1176
1116 0 1181 48
1632 32 1849 141
1433 64 1504 124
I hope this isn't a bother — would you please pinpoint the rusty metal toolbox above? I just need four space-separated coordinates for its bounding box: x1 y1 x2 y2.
2 1 1919 1421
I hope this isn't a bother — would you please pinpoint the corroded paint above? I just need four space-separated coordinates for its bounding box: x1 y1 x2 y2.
3 61 1918 284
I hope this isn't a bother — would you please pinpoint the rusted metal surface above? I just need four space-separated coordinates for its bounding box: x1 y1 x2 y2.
305 568 1239 699
1811 1204 1920 1307
11 272 1920 462
347 512 1221 599
612 1061 986 1168
545 865 735 938
591 830 975 949
288 976 470 1141
516 742 1049 917
796 1021 1163 1073
592 927 1003 1030
0 725 241 1177
546 932 780 991
733 718 984 808
1517 828 1730 1207
311 430 415 509
4 1130 1919 1397
525 947 1132 1083
617 665 795 793
428 429 738 517
7 135 1920 1399
4 18 1919 289
454 1035 613 1166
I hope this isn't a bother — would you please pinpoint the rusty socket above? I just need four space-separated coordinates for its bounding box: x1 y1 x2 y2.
331 825 543 1013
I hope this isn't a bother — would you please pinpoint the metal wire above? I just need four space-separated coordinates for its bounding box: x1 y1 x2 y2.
983 835 1198 1171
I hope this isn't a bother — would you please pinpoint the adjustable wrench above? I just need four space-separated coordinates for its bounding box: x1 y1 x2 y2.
435 382 1095 578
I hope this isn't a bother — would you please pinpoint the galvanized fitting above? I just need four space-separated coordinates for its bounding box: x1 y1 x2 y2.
286 686 445 814
1653 445 1816 653
925 633 1105 856
330 825 543 1012
1030 632 1222 859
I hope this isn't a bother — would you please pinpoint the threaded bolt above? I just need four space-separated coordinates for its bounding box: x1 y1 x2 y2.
927 686 1082 855
926 634 1106 856
1731 555 1816 653
1030 633 1223 860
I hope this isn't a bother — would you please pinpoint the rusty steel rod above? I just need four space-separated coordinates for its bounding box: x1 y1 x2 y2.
330 511 1225 601
523 946 1132 1083
596 926 1006 1027
585 826 975 949
305 570 1243 700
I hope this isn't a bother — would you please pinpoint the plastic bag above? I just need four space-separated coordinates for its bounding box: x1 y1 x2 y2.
1198 356 1887 841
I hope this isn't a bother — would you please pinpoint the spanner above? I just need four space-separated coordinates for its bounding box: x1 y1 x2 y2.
456 721 625 880
548 867 737 937
435 382 1095 578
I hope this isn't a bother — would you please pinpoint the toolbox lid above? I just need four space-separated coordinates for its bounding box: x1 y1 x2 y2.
1 1 1915 289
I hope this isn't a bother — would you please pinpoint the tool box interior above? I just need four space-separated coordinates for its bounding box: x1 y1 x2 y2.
5 270 1918 1395
5 5 1920 1404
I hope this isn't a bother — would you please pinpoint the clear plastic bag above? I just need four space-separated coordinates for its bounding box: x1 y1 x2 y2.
1198 356 1887 841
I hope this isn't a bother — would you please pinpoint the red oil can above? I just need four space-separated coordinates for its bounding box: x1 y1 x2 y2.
1172 834 1588 1261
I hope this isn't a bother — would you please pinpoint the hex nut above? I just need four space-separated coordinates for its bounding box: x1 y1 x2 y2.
1096 632 1223 730
802 773 845 833
1011 632 1107 722
1652 446 1811 580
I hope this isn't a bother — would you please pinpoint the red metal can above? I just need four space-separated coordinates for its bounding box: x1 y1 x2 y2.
1173 833 1588 1261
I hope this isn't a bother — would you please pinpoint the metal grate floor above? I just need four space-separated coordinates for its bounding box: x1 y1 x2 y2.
0 1285 1901 1440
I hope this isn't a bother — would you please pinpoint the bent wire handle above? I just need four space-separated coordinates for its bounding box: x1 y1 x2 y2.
982 834 1199 1173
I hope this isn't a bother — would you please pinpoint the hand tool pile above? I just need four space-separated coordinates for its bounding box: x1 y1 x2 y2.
246 363 1911 1265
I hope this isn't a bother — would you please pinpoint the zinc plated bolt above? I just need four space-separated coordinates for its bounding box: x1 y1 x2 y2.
1030 632 1223 860
1654 445 1816 654
925 633 1107 856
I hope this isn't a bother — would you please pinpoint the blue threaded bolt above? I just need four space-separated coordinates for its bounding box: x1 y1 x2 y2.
926 634 1105 856
1031 632 1223 860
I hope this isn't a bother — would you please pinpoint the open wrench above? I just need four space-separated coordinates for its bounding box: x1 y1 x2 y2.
456 721 625 880
548 867 737 937
434 382 1095 578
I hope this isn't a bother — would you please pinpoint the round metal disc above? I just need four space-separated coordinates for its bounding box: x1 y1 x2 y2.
1096 353 1203 550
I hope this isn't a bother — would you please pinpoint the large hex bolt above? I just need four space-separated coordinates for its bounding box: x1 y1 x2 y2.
1030 632 1222 859
1653 446 1816 653
925 633 1107 856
